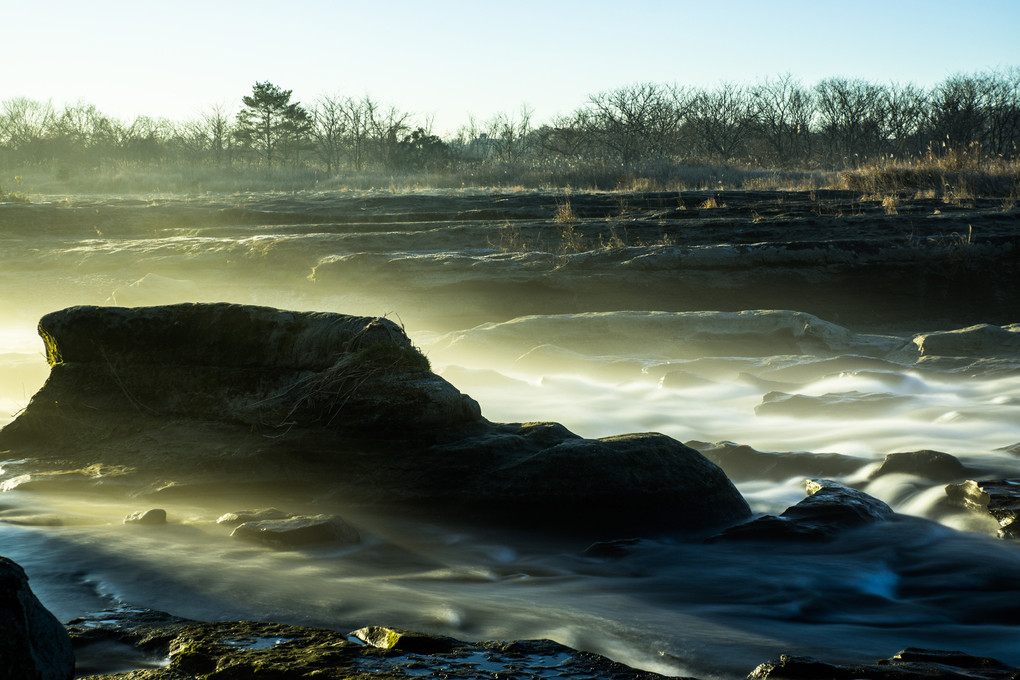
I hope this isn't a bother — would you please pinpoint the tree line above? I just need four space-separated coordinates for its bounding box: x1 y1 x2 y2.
1 70 1017 180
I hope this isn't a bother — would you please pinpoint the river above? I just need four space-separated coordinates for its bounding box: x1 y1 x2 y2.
1 189 1019 678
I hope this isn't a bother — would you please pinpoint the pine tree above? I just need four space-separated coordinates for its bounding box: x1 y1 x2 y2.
235 82 309 168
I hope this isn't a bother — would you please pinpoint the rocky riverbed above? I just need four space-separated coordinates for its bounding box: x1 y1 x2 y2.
1 189 1019 678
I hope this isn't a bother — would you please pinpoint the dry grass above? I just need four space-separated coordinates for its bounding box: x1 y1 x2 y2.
881 195 899 215
840 145 1020 199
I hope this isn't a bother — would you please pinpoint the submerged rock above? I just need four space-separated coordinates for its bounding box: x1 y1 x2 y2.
0 556 74 680
945 479 1020 538
754 390 914 418
747 647 1019 680
230 514 360 548
690 441 866 482
0 304 750 534
710 479 894 542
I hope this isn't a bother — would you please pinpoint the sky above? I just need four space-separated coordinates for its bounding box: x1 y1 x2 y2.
3 0 1019 135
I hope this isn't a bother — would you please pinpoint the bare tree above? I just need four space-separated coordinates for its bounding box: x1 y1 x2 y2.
881 82 928 157
0 98 56 164
982 68 1020 156
687 83 750 159
584 83 690 164
815 77 887 163
748 74 814 164
311 95 348 173
201 104 233 165
484 104 534 164
367 100 412 169
928 74 987 150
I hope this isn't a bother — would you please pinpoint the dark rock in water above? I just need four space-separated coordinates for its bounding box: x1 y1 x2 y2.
747 647 1019 680
996 442 1020 457
0 556 74 680
71 617 694 680
230 513 360 548
0 304 750 534
19 303 480 434
216 507 291 526
945 479 1020 538
710 479 895 542
871 450 971 482
690 441 867 482
755 390 914 418
913 323 1020 358
124 508 167 525
582 537 645 558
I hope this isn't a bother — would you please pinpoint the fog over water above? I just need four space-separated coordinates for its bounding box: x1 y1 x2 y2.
2 191 1019 678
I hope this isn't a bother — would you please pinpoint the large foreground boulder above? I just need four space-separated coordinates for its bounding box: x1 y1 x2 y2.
0 557 74 680
0 304 749 533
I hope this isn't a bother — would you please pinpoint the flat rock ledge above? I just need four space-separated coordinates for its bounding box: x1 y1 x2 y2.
0 303 750 533
70 613 697 680
67 610 1020 680
748 648 1020 680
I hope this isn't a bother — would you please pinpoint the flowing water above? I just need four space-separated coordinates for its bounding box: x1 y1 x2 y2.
1 191 1019 679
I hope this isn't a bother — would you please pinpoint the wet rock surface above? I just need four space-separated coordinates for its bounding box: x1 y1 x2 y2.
0 303 750 533
124 508 167 525
946 479 1020 538
689 441 867 482
0 556 74 680
747 647 1020 680
710 479 895 542
230 513 361 548
871 450 973 482
3 190 1018 329
69 611 696 680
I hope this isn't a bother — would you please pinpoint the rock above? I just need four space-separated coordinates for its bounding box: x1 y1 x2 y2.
0 304 750 534
871 450 971 482
351 625 459 654
428 309 905 368
995 442 1020 457
945 479 1020 538
71 617 692 680
711 479 895 542
914 323 1020 358
747 647 1018 680
754 390 914 418
230 514 360 548
0 556 74 680
691 441 867 482
216 507 291 526
19 303 481 434
124 508 167 525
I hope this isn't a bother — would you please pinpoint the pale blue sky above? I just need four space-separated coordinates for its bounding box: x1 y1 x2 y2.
4 0 1018 134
